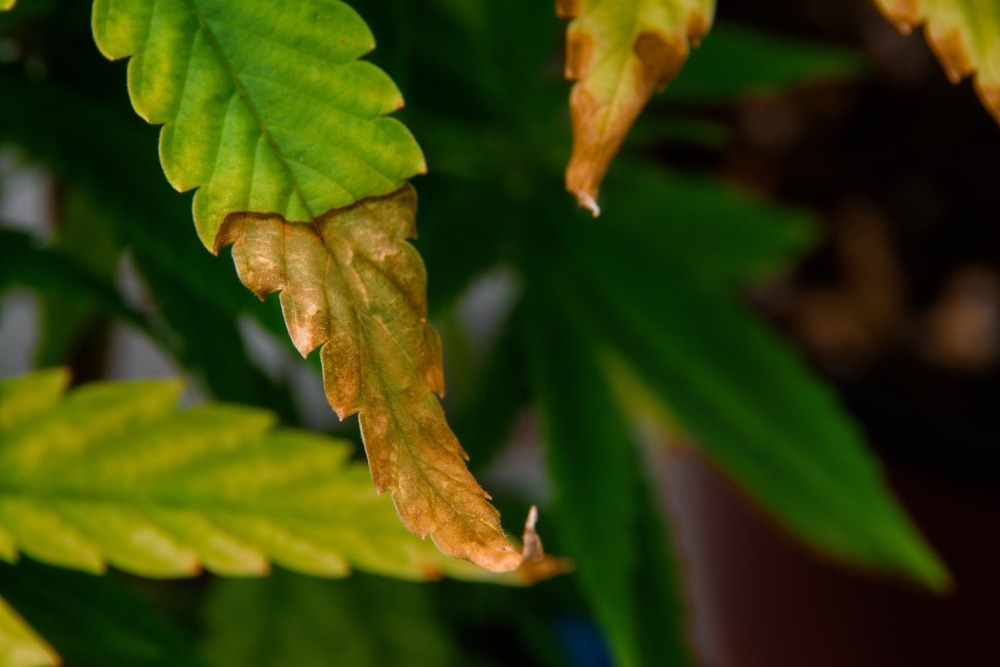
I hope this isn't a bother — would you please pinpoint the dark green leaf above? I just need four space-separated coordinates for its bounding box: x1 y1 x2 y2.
0 559 206 667
522 248 692 667
562 216 950 590
201 571 459 667
665 22 866 103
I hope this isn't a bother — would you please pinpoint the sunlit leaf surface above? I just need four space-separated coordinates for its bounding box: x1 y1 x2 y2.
92 0 425 248
0 369 540 581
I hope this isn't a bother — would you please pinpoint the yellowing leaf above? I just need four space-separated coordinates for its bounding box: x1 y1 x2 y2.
215 186 525 572
558 0 715 214
0 369 558 581
1 1 16 11
91 2 543 572
876 0 1000 122
0 597 58 667
91 0 425 248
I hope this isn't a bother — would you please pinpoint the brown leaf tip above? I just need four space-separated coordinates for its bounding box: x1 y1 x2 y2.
574 191 601 216
521 505 545 563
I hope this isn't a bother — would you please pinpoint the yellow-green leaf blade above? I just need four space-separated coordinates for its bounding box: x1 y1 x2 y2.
558 0 715 213
0 596 58 667
876 0 1000 122
215 187 524 573
0 368 68 434
0 0 15 10
91 0 426 248
0 370 544 582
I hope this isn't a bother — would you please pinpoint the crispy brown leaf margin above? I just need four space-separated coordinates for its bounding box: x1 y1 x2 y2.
214 186 544 572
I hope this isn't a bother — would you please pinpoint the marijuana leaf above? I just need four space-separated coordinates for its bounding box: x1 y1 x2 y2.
522 252 691 667
202 572 461 667
558 183 951 590
876 0 1000 123
557 0 716 213
0 369 532 581
92 1 530 569
216 186 523 571
92 0 425 248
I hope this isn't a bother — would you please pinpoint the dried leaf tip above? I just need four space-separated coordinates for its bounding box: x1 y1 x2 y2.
560 1 715 215
521 505 544 563
575 192 601 217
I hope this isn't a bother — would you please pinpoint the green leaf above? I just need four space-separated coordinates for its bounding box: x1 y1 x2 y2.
91 0 426 248
557 0 716 213
599 160 817 284
0 559 208 667
201 571 460 667
522 249 691 667
876 0 1000 123
0 369 537 582
560 213 950 590
663 22 865 102
450 316 529 469
0 596 57 667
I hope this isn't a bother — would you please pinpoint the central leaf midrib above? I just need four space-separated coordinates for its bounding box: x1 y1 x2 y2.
179 0 317 222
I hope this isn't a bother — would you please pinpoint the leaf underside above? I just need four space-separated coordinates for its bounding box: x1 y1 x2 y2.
876 0 1000 123
557 0 716 214
0 369 556 583
91 1 534 571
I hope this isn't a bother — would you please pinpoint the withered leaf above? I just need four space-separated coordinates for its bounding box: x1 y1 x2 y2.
215 186 524 572
558 0 715 214
876 0 1000 123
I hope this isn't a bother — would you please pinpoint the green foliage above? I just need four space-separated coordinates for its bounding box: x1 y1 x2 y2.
202 572 459 667
0 369 510 583
0 0 969 664
557 168 949 589
523 252 691 667
0 559 208 667
92 0 425 247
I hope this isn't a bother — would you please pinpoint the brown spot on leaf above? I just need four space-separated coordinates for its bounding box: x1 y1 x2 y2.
555 0 580 20
565 30 593 80
633 30 687 90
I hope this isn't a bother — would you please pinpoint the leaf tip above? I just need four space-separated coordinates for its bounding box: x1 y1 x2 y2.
521 504 544 563
573 190 601 217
